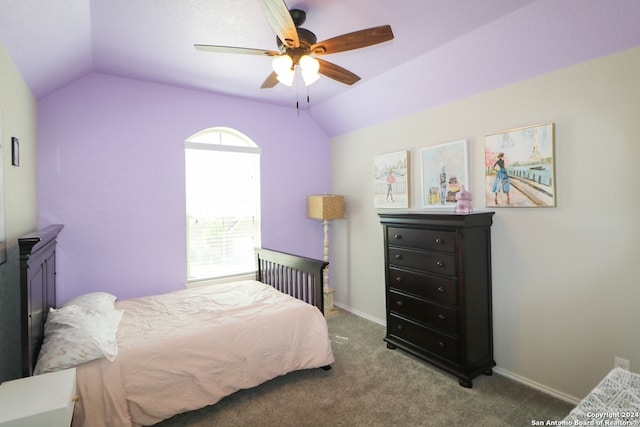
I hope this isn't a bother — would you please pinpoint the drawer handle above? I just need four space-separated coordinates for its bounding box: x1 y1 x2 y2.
395 276 403 282
396 300 403 307
438 341 445 348
394 234 402 240
438 314 446 320
395 254 403 260
435 260 444 267
435 237 444 244
397 324 403 330
437 286 445 293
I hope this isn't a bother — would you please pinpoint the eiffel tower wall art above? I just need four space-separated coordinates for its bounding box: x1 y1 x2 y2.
485 123 556 208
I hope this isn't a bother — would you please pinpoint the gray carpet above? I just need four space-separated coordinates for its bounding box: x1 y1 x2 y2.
156 309 574 426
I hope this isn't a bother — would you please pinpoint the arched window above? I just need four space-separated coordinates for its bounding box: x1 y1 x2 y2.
185 127 261 282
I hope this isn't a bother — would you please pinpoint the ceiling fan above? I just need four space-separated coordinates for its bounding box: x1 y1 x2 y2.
194 0 394 89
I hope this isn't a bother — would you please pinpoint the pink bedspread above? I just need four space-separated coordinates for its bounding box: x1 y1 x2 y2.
72 280 335 426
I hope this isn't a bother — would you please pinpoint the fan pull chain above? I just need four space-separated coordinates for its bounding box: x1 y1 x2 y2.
296 71 300 115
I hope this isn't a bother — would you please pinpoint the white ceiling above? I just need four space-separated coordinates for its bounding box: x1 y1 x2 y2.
0 0 537 106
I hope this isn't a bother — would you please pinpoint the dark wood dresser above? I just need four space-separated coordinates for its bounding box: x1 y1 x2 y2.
379 211 494 387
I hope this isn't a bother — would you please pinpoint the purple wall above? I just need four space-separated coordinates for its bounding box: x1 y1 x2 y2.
311 0 640 137
38 73 330 303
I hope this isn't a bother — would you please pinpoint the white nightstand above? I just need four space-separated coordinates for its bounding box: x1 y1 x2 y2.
0 368 77 427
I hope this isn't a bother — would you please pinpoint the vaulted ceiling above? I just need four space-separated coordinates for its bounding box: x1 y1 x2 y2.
1 1 639 136
0 0 539 103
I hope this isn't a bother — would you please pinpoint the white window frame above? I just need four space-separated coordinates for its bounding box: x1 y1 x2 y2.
184 127 261 285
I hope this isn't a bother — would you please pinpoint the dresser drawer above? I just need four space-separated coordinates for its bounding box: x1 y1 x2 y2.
388 266 457 305
387 227 456 253
389 291 458 334
388 247 456 276
388 314 458 362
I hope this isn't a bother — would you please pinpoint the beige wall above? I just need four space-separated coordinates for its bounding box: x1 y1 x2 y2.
329 46 640 401
0 43 39 381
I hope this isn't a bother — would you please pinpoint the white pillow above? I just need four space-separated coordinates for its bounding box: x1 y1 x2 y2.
34 304 123 375
60 292 117 314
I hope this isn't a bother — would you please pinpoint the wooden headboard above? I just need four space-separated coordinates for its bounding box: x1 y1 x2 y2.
255 248 328 314
18 224 64 377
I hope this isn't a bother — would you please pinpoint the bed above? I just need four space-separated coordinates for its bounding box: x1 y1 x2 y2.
563 367 640 425
19 225 335 426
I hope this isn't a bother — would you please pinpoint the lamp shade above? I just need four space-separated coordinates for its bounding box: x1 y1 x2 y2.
307 195 346 221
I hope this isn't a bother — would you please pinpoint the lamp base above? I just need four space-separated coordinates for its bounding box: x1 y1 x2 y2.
323 287 339 316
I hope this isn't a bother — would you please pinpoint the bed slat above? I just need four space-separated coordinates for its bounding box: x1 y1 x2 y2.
255 248 328 315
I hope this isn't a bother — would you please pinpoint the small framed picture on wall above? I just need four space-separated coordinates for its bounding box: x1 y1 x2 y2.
11 137 19 167
420 139 470 208
373 150 409 209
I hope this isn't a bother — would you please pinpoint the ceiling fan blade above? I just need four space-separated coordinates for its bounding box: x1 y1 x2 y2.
311 25 394 55
317 58 361 85
195 44 279 56
261 71 280 89
260 0 299 48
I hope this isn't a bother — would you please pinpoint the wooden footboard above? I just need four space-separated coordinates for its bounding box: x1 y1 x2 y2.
255 248 328 315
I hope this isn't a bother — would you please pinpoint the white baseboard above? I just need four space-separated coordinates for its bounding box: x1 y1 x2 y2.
333 302 385 326
332 304 581 406
492 367 580 405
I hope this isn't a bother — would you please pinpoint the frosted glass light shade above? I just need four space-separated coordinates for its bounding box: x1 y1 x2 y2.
272 55 293 74
272 55 294 86
276 69 295 86
299 55 319 73
299 55 320 86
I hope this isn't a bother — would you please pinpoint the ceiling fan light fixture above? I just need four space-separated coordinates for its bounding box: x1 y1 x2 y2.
299 55 320 86
299 55 319 72
276 68 295 86
272 54 293 75
272 54 295 86
197 3 394 91
301 69 320 86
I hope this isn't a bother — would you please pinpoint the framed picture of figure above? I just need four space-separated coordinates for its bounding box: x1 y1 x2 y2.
485 123 556 207
373 150 409 209
420 139 469 208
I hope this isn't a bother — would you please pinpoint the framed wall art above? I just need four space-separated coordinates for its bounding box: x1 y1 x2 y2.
373 150 409 209
11 137 19 167
420 139 469 208
0 116 6 265
485 122 556 208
